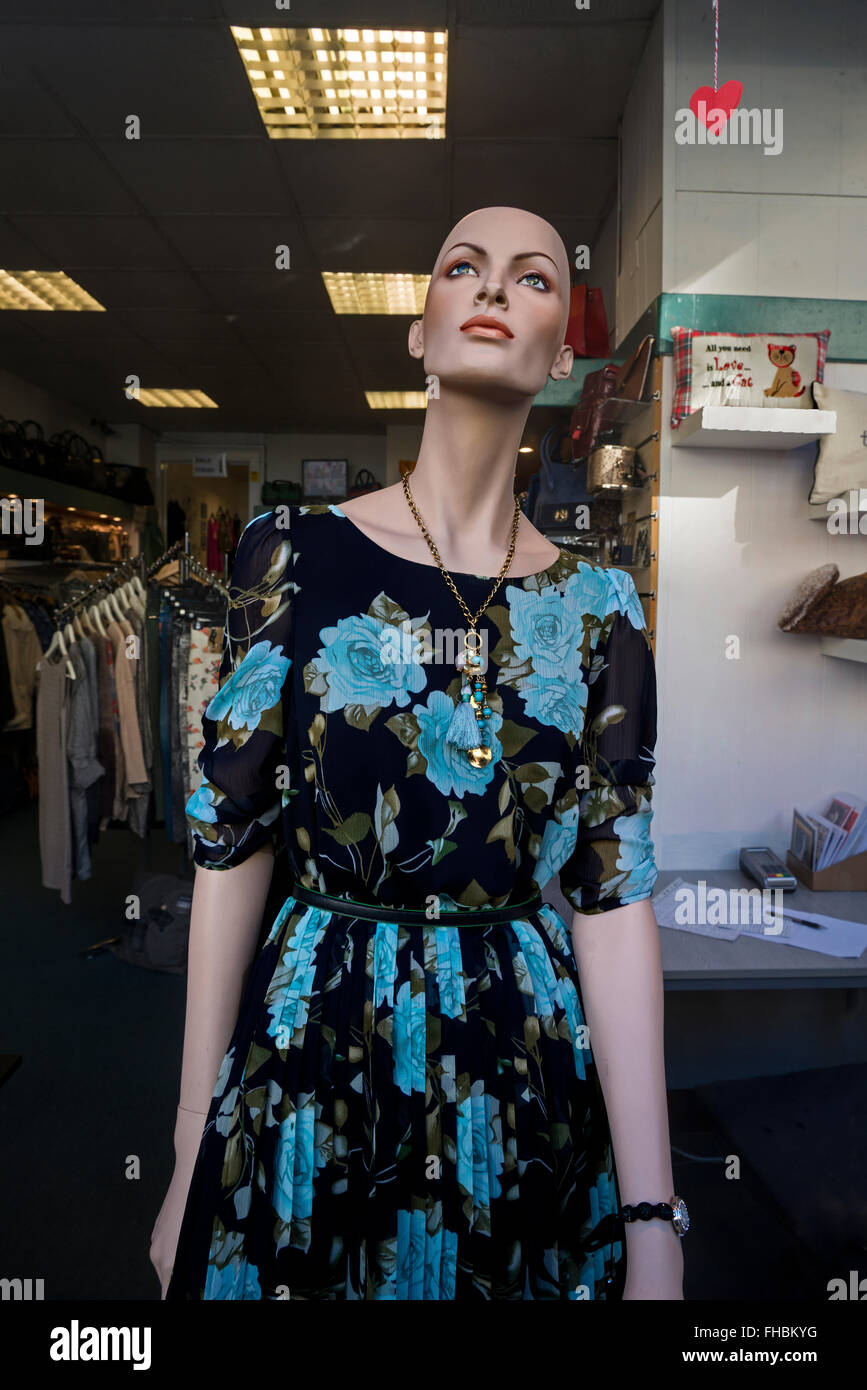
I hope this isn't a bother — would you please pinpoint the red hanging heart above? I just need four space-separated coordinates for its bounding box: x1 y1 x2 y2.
689 80 743 128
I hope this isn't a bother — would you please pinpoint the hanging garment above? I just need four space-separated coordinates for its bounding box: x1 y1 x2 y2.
147 585 164 822
118 613 151 837
1 601 44 731
206 515 220 572
170 619 191 844
66 641 105 882
95 630 122 823
182 624 223 858
18 599 55 653
0 617 16 729
167 499 187 547
158 597 174 838
76 630 103 844
167 505 659 1302
35 649 73 904
106 618 148 829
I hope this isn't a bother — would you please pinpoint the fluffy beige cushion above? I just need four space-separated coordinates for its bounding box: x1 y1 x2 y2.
809 382 867 505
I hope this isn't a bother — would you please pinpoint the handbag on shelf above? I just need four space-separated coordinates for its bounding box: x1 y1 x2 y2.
564 284 611 358
612 334 655 401
261 479 302 505
0 418 27 468
569 362 620 461
347 468 381 498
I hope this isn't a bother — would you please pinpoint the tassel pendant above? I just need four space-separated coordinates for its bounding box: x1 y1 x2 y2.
446 628 494 767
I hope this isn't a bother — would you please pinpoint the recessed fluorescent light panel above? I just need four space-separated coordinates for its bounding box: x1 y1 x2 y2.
230 26 447 138
0 271 105 311
365 391 428 409
135 390 219 408
322 272 430 314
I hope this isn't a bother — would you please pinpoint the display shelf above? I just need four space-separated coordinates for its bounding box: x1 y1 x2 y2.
819 637 867 664
594 390 660 427
0 462 138 521
807 492 867 525
670 405 836 449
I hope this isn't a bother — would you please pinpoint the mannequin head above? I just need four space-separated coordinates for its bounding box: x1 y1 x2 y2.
408 206 574 401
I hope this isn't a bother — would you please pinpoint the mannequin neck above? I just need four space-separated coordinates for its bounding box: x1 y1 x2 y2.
408 385 532 548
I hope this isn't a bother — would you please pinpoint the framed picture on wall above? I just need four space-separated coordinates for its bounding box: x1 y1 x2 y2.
302 458 348 498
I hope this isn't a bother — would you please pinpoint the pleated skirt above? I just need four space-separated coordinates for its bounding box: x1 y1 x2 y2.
165 895 625 1301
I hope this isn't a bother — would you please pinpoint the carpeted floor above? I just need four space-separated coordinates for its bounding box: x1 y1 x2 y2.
1 800 861 1300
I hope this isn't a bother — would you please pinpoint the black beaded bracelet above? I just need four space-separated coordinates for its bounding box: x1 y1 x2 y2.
621 1201 674 1222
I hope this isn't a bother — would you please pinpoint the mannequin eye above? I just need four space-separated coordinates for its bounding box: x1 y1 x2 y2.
519 270 550 291
445 259 478 277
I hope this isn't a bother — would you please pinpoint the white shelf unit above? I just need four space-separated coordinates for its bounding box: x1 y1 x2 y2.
819 637 867 664
670 405 837 449
807 491 867 525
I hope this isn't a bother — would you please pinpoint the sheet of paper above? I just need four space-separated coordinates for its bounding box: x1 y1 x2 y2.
652 878 742 940
776 908 867 959
651 879 867 959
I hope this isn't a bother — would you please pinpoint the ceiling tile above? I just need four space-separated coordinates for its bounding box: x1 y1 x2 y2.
156 216 312 271
273 144 448 220
8 216 183 271
93 140 289 217
0 142 138 215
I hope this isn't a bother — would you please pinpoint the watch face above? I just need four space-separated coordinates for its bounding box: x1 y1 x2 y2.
671 1197 690 1235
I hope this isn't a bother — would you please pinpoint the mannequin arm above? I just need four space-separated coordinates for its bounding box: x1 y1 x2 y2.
177 842 276 1118
570 896 684 1299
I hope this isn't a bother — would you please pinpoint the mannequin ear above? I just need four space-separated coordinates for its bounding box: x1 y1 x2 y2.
549 342 574 381
408 318 424 359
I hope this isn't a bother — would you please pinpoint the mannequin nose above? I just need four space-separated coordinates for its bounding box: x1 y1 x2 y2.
474 281 508 308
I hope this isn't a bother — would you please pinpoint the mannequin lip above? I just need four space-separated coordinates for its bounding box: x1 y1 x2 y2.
459 314 513 339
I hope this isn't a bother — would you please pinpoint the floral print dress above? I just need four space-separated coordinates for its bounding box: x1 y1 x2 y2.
166 502 658 1301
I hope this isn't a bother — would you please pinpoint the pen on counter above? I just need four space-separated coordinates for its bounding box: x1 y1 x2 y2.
778 910 827 931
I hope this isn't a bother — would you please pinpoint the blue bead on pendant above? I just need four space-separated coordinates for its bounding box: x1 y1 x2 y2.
445 627 492 767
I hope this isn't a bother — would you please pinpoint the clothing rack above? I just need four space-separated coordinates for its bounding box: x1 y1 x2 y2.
53 555 147 625
147 532 229 598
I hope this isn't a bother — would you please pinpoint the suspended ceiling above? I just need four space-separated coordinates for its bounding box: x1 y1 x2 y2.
0 0 660 440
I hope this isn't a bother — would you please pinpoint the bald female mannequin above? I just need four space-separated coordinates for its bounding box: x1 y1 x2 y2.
150 206 683 1300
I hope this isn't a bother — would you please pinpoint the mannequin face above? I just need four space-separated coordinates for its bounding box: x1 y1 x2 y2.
409 206 574 399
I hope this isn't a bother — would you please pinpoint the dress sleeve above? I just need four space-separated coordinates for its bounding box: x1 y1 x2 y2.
184 511 295 870
558 567 658 915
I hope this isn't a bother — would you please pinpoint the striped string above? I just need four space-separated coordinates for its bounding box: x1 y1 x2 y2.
713 0 719 91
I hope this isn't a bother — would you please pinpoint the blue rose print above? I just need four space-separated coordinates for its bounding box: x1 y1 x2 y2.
205 640 291 731
186 781 218 824
563 561 611 623
506 583 584 682
273 1099 328 1225
203 1228 261 1300
393 978 426 1096
311 610 428 713
605 567 647 630
611 803 657 902
517 672 588 735
532 801 580 890
414 689 503 797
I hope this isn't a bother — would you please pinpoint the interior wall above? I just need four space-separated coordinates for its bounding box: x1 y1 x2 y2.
0 366 101 442
263 433 386 493
653 355 867 870
664 0 867 299
615 2 664 344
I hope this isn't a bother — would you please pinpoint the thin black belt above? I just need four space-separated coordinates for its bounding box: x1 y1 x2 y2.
288 881 544 927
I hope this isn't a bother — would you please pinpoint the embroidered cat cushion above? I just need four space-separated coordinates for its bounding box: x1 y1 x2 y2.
671 328 831 428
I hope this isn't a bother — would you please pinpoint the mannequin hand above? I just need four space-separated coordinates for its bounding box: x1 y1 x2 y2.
150 1107 207 1299
621 1221 685 1300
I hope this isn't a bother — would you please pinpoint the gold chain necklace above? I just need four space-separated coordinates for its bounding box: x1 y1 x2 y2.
402 469 521 767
